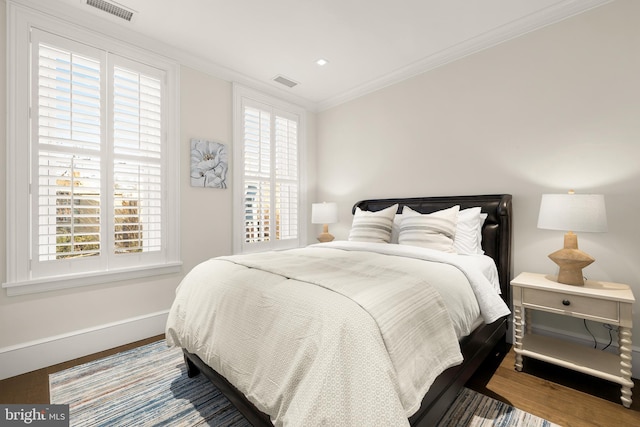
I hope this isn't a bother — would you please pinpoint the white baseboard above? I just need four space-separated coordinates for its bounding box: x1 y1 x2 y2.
514 323 640 380
0 310 169 381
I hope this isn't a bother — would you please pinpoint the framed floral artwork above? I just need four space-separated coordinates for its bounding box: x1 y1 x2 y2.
190 139 228 188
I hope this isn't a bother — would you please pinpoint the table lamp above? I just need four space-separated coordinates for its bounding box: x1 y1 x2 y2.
312 202 338 242
537 191 607 286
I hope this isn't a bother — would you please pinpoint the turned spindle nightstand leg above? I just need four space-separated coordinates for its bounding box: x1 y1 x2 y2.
514 305 524 372
619 326 633 408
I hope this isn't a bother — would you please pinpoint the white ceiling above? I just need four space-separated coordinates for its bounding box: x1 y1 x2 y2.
39 0 610 110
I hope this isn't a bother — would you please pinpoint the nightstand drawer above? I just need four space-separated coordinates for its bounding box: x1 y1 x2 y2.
522 288 618 322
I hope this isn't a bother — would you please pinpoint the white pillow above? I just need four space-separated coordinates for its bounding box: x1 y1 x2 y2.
454 207 484 255
391 206 461 244
398 205 459 252
392 206 488 253
348 204 398 243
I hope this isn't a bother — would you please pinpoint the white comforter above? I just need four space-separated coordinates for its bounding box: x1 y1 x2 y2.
166 241 510 427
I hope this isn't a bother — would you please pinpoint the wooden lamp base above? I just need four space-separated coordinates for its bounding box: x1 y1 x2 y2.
548 231 594 286
317 224 335 243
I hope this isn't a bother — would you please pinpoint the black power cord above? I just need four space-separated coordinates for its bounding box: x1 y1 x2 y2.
583 319 597 349
581 276 618 351
583 319 618 351
602 324 616 351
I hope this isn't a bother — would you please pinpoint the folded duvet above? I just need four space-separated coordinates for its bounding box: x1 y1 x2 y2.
166 241 510 426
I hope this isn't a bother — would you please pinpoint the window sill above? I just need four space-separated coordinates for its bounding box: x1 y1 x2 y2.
2 262 183 296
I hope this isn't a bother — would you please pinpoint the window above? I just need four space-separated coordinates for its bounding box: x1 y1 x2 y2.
4 6 180 295
233 85 307 253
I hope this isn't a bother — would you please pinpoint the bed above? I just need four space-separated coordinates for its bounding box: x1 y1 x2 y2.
166 194 513 426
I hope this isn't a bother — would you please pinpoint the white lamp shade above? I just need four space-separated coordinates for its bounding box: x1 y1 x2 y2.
537 193 607 233
312 202 338 224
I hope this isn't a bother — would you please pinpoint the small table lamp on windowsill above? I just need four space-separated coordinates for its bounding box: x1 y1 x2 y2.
312 202 338 242
537 191 607 286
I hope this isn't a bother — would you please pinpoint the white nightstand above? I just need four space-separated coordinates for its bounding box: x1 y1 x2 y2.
511 272 635 408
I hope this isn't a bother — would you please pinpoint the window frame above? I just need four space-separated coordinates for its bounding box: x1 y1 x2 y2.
4 4 181 296
232 84 307 254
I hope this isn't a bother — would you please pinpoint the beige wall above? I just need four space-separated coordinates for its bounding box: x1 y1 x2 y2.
318 0 640 355
179 69 234 272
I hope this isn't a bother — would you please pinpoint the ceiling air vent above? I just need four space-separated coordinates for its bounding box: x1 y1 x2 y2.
86 0 135 22
273 75 299 88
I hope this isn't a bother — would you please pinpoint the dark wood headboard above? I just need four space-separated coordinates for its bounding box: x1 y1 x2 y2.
353 194 513 305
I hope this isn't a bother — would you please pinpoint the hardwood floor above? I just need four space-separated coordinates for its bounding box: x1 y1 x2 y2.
1 336 638 426
0 335 164 405
467 346 640 427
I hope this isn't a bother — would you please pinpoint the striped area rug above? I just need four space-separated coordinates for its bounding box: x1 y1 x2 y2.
50 340 249 426
437 387 559 427
50 340 558 427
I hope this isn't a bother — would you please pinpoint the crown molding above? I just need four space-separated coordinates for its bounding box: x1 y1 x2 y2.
11 0 613 113
8 0 317 111
315 0 613 111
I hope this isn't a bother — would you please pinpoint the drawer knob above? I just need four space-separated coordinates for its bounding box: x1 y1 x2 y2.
562 299 571 306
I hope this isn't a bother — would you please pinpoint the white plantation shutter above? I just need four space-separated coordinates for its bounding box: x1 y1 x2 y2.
236 89 304 252
243 106 271 243
34 36 168 271
35 40 104 263
244 107 271 177
38 151 102 261
112 65 163 254
244 180 271 243
275 115 298 240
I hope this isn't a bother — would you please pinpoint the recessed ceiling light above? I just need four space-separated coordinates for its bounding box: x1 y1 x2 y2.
315 58 329 66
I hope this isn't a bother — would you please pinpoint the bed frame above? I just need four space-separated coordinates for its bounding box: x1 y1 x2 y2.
182 194 513 426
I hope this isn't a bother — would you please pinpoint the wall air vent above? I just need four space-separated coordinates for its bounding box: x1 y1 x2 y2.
86 0 135 22
273 75 299 88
